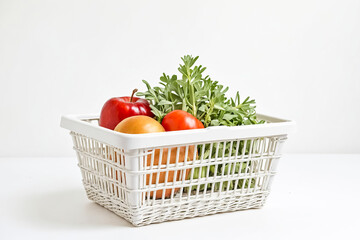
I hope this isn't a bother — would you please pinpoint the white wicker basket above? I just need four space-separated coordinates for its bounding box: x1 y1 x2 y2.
60 114 295 226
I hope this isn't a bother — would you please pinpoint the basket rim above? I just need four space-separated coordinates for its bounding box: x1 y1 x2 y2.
60 113 296 151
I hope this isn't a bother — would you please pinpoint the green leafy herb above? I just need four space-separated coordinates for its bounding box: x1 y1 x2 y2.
187 140 257 192
137 55 265 127
137 55 264 192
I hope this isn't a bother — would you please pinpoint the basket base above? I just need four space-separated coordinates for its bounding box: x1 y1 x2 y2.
84 184 269 226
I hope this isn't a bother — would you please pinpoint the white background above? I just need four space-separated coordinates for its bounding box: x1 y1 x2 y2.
1 0 359 157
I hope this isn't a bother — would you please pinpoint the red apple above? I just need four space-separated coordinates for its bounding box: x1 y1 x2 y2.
99 89 153 130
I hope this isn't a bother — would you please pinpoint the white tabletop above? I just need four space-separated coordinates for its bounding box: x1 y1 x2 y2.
1 154 359 240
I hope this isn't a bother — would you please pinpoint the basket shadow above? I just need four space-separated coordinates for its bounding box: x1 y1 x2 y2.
17 188 133 229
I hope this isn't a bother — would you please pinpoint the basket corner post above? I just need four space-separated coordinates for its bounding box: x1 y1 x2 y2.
123 149 143 208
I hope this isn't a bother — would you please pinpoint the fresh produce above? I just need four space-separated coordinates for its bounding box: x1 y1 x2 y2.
114 115 164 134
101 55 263 197
161 110 204 131
137 55 263 192
160 109 202 197
145 147 194 199
114 115 192 199
113 115 165 196
188 145 255 192
99 89 153 130
136 55 264 127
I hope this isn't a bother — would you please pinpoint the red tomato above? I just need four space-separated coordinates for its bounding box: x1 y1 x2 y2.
161 110 204 131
